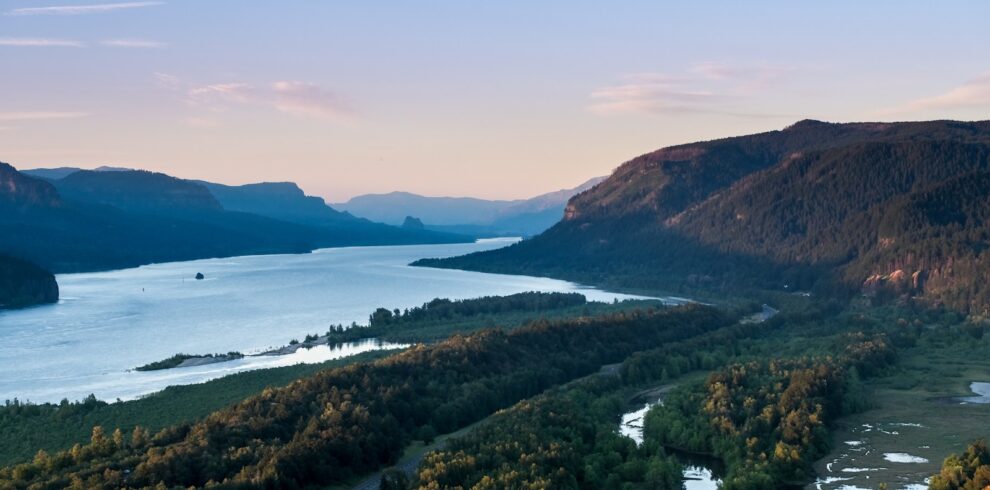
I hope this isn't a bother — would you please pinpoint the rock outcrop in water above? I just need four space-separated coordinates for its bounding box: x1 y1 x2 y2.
0 254 58 309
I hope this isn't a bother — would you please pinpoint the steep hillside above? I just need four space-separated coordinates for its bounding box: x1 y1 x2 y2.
0 254 59 309
419 120 990 312
0 163 61 210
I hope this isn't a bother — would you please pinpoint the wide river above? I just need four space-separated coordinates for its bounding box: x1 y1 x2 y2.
0 239 651 404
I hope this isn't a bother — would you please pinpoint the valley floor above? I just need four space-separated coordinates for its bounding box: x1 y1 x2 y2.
812 338 990 489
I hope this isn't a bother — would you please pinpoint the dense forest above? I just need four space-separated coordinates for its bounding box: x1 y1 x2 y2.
645 335 894 489
413 298 895 489
417 120 990 313
323 291 589 344
930 440 990 489
415 375 682 489
0 304 729 488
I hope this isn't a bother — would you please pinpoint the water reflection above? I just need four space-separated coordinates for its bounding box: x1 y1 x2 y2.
618 395 721 489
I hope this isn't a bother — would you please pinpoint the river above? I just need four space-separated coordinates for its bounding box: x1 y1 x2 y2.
0 239 655 404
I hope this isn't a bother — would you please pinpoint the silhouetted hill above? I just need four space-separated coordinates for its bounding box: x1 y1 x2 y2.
418 120 990 312
337 177 606 237
0 254 58 309
336 192 512 225
57 170 222 216
19 167 82 181
199 181 353 226
197 180 468 244
1 163 469 273
0 163 61 211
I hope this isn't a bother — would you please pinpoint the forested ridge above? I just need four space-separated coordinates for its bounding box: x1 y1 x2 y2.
0 304 729 488
412 298 896 489
324 291 588 344
0 163 467 274
418 120 990 313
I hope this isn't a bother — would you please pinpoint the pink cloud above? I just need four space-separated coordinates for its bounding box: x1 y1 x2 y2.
589 62 794 117
157 74 351 120
893 72 990 113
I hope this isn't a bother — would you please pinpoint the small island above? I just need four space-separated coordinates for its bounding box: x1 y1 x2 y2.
195 272 205 280
135 352 243 371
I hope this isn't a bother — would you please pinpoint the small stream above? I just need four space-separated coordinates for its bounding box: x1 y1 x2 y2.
619 396 722 489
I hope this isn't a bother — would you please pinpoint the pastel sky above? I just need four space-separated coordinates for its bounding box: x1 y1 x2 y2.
2 1 989 201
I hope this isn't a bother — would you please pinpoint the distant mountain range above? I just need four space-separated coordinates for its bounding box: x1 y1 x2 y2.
335 177 606 237
0 163 471 307
418 119 990 313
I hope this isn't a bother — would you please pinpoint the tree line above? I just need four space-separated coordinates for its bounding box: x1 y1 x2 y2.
0 304 730 489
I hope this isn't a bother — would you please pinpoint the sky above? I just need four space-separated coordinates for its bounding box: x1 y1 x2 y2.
2 1 989 201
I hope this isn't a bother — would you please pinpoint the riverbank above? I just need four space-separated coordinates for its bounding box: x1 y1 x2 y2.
0 240 651 404
0 350 398 467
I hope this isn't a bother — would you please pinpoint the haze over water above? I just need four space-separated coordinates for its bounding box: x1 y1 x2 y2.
0 239 649 403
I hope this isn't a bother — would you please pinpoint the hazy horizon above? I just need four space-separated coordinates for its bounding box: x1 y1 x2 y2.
3 1 989 200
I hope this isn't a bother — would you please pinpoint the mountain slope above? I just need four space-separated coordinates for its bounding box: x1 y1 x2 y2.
0 254 59 309
0 163 62 210
0 165 62 307
198 180 469 244
57 169 222 216
199 181 352 226
418 120 990 312
1 163 469 273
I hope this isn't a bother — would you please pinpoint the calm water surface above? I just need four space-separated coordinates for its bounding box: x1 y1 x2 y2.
0 239 650 403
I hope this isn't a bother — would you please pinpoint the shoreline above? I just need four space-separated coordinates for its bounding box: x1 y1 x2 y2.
137 334 381 372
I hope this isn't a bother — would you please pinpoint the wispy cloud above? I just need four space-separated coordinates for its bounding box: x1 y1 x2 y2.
0 111 89 120
271 81 349 119
159 73 353 121
0 38 85 47
5 2 162 16
100 39 167 48
882 72 990 115
589 62 794 118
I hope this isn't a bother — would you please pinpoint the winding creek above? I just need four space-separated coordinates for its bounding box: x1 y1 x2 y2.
0 239 658 404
